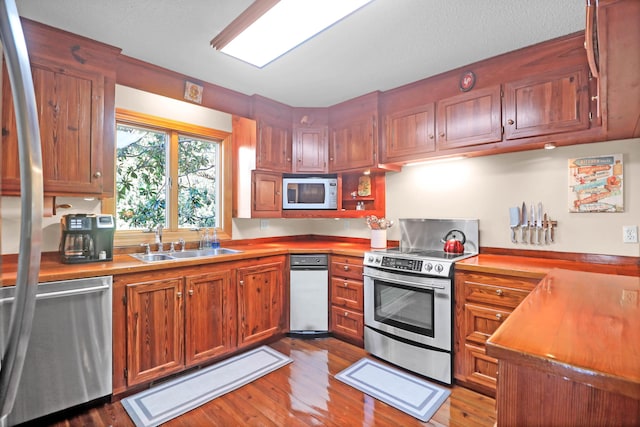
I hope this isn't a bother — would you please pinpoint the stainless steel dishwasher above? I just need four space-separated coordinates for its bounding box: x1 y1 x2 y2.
0 276 112 425
289 254 329 336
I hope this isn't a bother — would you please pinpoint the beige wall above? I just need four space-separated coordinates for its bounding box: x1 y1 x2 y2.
233 138 640 257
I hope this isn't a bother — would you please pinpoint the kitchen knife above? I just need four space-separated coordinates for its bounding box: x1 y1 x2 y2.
543 213 548 244
530 203 535 244
509 207 520 243
536 202 543 245
549 216 554 243
521 202 527 243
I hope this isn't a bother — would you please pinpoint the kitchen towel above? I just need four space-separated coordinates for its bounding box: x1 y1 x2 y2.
335 358 450 422
122 345 292 427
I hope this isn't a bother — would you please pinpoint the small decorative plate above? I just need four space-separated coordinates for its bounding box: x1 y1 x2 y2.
184 81 203 104
459 71 476 92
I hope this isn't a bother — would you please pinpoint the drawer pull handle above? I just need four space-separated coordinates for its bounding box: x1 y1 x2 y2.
188 289 194 296
496 313 503 320
496 289 504 296
239 280 244 286
344 311 348 317
177 291 182 298
343 265 350 271
344 282 348 287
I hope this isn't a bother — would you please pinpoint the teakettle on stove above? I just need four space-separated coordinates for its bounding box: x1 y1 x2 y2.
60 214 115 263
441 229 466 254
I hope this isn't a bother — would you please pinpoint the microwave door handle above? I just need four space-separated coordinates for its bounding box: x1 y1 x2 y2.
0 0 45 421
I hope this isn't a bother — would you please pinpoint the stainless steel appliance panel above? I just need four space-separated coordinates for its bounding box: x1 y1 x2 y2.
364 267 451 351
398 218 479 254
0 276 112 425
365 327 452 384
289 254 329 333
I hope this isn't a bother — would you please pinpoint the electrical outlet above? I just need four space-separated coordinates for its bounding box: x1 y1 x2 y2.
622 225 638 243
260 219 269 230
621 289 638 307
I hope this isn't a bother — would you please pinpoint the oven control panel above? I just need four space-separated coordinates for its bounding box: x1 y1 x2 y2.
364 253 453 277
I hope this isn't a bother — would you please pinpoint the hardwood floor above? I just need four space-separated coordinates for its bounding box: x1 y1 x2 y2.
38 337 496 426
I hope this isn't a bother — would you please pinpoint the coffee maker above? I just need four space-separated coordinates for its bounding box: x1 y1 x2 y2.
60 214 115 263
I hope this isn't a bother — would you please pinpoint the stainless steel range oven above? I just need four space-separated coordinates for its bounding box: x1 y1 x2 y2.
363 218 479 385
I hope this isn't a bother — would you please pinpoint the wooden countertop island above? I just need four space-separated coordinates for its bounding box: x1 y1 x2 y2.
486 268 640 426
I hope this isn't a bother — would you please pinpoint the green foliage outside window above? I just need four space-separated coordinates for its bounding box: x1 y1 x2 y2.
116 124 219 231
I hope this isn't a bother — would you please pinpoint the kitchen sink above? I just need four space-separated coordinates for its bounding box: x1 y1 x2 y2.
170 248 242 258
130 248 243 263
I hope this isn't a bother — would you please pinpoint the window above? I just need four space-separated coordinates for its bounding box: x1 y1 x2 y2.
114 110 231 246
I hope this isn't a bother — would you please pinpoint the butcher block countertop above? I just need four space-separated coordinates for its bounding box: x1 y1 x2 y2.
1 238 375 286
486 268 640 400
455 253 640 278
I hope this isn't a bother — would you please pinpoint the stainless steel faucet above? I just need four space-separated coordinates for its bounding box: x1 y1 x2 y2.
155 224 164 252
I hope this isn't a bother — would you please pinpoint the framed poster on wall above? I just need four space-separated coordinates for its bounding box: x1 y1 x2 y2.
568 154 623 212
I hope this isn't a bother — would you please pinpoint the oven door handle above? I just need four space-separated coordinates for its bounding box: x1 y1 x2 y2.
366 275 446 290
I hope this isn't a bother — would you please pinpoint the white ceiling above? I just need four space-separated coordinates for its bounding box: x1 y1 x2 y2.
17 0 586 108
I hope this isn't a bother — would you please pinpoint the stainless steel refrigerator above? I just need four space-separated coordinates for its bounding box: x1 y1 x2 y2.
0 1 44 426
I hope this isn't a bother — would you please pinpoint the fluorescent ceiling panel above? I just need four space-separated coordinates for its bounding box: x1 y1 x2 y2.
219 0 373 68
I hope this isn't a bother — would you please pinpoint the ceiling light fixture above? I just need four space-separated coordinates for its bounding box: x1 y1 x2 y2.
210 0 373 68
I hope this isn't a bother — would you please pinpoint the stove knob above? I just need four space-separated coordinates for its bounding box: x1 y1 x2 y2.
425 263 433 272
376 257 382 263
435 264 444 273
367 255 374 263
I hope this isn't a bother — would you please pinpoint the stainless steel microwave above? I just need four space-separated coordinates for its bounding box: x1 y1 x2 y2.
282 176 338 210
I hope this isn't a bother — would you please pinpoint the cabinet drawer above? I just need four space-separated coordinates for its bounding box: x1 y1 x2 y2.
330 256 363 280
463 343 498 391
331 278 363 311
464 282 530 308
331 306 364 340
464 303 511 346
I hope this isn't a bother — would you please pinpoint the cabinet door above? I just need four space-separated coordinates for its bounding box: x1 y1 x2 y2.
237 260 284 347
330 306 364 345
383 104 435 163
436 85 502 150
126 277 184 386
257 120 291 172
293 125 327 173
331 277 363 311
184 270 235 366
252 170 282 217
504 67 590 140
2 63 104 195
329 117 376 172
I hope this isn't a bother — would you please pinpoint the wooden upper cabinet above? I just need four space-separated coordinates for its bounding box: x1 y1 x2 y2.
436 85 502 150
329 116 376 172
328 92 384 173
252 170 282 217
1 19 119 197
252 95 292 172
292 125 328 173
382 103 435 163
504 66 590 140
257 120 291 172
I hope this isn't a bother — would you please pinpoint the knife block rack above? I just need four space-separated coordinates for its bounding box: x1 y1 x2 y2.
526 220 557 228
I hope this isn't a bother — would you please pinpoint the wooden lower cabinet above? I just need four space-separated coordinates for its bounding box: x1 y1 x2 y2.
329 255 364 347
454 270 538 396
236 259 286 347
184 270 235 366
113 256 286 394
126 276 185 387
